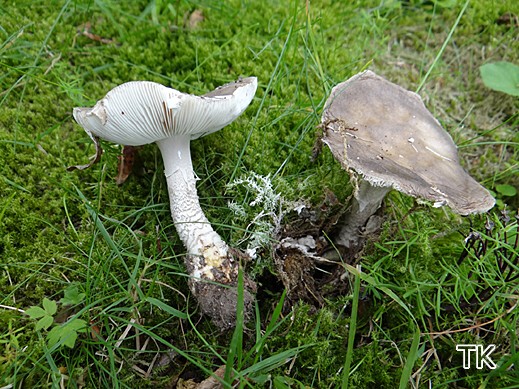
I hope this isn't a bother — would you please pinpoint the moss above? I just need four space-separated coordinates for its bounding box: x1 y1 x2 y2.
1 0 518 387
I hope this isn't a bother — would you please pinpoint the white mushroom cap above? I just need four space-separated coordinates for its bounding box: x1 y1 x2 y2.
322 70 495 215
73 77 258 146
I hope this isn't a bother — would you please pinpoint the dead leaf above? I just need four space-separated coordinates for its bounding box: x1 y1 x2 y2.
77 22 116 44
497 12 519 27
176 366 227 389
176 379 198 389
197 366 226 389
90 320 102 341
116 146 138 185
67 132 103 171
187 10 204 29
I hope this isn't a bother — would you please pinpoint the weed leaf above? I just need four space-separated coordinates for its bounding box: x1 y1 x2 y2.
46 319 87 348
62 331 79 349
42 298 57 316
480 61 519 96
496 184 517 197
35 315 54 331
25 306 47 319
47 326 63 348
66 318 88 332
61 284 86 306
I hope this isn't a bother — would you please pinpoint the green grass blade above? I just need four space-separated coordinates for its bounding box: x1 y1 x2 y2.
244 290 287 364
415 0 469 93
341 265 361 389
144 297 187 319
240 345 312 377
399 328 420 389
344 263 417 325
224 268 246 385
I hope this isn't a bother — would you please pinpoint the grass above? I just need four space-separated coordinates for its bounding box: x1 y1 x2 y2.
1 0 518 387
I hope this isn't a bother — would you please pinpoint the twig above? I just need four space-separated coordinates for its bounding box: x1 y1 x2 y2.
115 318 137 348
140 279 187 301
0 304 25 314
423 302 518 336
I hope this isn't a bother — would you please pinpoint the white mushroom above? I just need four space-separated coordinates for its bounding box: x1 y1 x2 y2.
71 77 258 329
321 70 495 250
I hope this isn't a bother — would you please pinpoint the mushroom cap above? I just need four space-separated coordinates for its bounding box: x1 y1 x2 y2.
73 77 257 146
321 70 495 215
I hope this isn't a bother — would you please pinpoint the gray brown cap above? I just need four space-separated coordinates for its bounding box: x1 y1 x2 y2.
322 70 495 215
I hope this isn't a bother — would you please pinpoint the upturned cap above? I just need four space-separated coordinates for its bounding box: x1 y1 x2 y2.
321 70 495 215
70 77 257 170
73 77 257 145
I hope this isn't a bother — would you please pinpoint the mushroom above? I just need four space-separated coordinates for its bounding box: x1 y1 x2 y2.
70 77 258 329
321 70 495 250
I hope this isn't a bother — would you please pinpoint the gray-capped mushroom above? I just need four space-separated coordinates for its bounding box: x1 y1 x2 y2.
321 70 495 250
71 77 258 329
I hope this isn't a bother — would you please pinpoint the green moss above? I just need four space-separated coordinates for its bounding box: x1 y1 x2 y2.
1 0 518 387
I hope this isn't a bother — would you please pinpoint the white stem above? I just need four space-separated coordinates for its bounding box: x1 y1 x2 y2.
156 135 228 260
157 136 255 329
335 179 390 248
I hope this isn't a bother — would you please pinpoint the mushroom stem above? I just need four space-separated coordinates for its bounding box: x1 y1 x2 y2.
71 77 258 329
157 135 227 258
157 135 254 329
335 179 390 249
157 135 231 278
